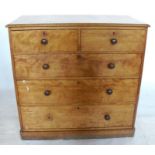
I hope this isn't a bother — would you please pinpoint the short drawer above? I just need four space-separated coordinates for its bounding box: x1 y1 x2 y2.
17 79 138 106
11 30 78 54
21 104 134 131
81 29 146 52
14 53 142 79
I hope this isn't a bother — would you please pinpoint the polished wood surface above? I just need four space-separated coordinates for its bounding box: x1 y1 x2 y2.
7 15 149 27
17 79 138 105
21 104 134 131
81 29 146 52
21 128 135 139
14 54 142 79
7 15 149 139
11 30 78 54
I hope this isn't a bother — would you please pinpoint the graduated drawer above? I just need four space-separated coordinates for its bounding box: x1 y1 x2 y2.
14 53 142 79
17 79 138 106
21 104 134 131
11 30 78 54
81 29 146 52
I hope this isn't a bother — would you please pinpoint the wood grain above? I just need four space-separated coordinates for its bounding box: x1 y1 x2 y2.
7 15 149 28
17 79 138 105
7 15 149 139
11 30 78 54
21 104 134 131
14 53 142 79
21 128 135 139
81 29 146 52
9 26 148 31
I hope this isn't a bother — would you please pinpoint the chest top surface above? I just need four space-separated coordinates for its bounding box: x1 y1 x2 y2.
7 15 149 27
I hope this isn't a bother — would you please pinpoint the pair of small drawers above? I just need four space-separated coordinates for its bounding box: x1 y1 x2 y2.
11 28 146 131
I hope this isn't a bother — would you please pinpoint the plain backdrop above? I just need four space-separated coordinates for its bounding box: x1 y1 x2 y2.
0 0 155 146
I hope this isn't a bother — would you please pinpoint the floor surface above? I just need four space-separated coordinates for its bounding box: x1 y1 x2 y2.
0 83 155 145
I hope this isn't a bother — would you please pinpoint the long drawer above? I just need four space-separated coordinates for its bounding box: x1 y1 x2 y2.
81 29 146 52
17 79 138 106
21 104 134 131
14 53 142 79
11 30 78 54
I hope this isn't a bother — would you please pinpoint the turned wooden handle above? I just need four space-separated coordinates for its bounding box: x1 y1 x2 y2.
41 38 48 45
107 63 115 69
42 64 49 70
110 38 117 45
44 90 51 96
106 88 113 95
104 114 111 120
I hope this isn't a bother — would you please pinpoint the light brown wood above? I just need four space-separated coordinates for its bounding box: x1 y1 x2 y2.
81 29 146 52
21 128 135 139
17 79 138 106
7 15 149 28
9 26 148 31
14 53 142 79
11 30 78 54
8 29 24 130
21 104 134 131
7 15 149 139
132 28 149 128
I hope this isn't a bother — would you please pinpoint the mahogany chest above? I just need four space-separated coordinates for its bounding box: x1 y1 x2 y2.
7 15 149 139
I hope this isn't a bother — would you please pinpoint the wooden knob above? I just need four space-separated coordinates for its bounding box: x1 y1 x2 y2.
41 38 48 45
107 63 115 69
42 64 49 70
44 90 51 96
104 114 111 120
106 88 113 95
110 38 117 45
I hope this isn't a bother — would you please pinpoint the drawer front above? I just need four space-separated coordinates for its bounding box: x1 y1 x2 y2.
14 54 142 79
81 29 146 52
17 79 138 105
21 105 134 131
11 30 78 54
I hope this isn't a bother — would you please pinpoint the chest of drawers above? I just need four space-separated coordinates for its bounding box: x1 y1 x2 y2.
7 15 149 139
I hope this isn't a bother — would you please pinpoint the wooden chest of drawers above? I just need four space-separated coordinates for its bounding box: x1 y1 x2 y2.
7 15 149 139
